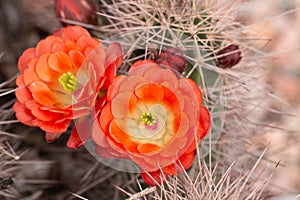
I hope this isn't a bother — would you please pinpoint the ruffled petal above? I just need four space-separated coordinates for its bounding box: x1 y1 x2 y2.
162 151 195 175
144 66 178 89
48 51 73 73
106 75 128 101
77 36 100 54
35 54 60 82
23 59 41 85
92 119 110 148
25 100 62 122
135 83 164 102
32 118 71 133
105 42 124 69
109 119 130 144
36 36 60 56
15 76 32 104
58 26 90 41
129 59 160 76
68 50 85 69
137 143 160 154
200 107 210 139
98 103 113 132
13 101 35 126
111 91 132 118
30 81 57 106
18 48 36 73
162 86 181 114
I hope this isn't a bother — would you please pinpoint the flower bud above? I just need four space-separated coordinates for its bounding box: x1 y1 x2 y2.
217 44 241 69
55 0 98 26
155 48 187 74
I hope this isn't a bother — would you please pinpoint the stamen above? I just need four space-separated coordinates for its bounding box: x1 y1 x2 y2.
58 72 78 92
141 112 156 126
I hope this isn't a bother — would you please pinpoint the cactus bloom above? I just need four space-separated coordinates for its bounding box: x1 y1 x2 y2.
92 59 210 185
14 26 123 148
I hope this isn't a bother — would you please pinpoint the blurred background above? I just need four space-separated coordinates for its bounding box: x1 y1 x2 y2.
0 0 299 199
241 1 300 198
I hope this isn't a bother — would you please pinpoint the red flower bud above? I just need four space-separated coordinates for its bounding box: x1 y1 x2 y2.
155 48 187 74
55 0 98 26
217 44 242 69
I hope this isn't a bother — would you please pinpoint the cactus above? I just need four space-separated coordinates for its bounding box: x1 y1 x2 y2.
0 0 295 199
85 0 278 198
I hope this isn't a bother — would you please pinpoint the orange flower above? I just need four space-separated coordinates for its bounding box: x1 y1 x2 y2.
92 59 210 185
14 26 123 148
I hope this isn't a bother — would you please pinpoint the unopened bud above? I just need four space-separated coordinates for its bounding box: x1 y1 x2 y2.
55 0 98 26
155 48 187 74
217 44 241 69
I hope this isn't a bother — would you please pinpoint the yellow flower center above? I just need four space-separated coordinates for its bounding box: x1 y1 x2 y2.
141 112 156 126
58 72 78 92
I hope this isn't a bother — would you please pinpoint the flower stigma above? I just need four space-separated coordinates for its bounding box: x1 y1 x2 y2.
141 112 156 126
58 72 78 92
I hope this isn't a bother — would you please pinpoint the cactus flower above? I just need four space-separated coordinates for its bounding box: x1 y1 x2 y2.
92 59 210 185
14 26 123 148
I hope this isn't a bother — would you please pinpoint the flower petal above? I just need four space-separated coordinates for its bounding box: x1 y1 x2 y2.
144 66 178 89
30 81 57 106
67 117 90 148
23 59 41 85
92 119 110 148
129 59 160 76
51 40 66 52
13 101 35 126
111 91 132 118
162 152 195 175
32 118 71 133
58 26 90 41
26 100 62 121
48 51 73 73
15 76 32 104
68 50 85 69
36 36 60 56
46 132 62 143
179 78 202 108
109 119 130 144
162 86 181 114
137 143 160 154
140 170 166 186
18 48 36 73
99 103 114 132
77 36 100 54
135 83 164 102
200 107 210 139
36 54 60 82
105 42 124 69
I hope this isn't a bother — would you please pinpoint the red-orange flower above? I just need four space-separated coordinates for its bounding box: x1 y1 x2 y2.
14 25 123 148
92 59 210 185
